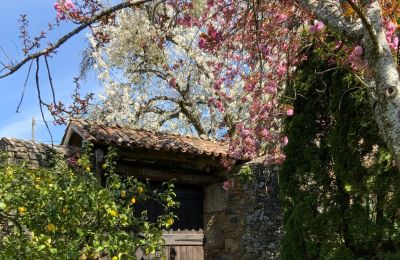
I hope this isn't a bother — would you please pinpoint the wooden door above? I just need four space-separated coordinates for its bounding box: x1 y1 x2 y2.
136 229 204 260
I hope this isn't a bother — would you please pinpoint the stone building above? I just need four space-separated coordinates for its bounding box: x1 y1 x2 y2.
0 120 281 259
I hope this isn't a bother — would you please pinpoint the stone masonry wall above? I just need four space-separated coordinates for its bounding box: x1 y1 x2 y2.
0 138 66 168
204 163 281 260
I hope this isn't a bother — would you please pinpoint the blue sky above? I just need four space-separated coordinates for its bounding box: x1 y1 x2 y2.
0 1 98 144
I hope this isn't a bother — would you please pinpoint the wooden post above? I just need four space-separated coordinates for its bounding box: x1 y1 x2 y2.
94 148 105 185
31 117 36 143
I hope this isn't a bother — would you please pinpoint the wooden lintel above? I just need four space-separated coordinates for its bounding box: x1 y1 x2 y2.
116 164 222 185
114 146 224 168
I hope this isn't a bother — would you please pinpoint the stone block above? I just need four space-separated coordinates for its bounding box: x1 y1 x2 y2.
224 239 239 253
15 153 29 159
204 183 228 213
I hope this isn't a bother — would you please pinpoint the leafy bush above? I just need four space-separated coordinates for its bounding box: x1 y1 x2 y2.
0 144 177 259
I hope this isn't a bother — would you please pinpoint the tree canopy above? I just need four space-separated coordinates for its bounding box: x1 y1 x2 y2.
1 0 400 166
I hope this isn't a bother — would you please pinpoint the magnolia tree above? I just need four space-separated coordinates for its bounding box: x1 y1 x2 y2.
2 0 400 166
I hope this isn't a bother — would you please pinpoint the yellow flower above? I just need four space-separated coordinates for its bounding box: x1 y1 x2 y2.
47 223 56 232
6 166 13 176
130 197 136 205
85 166 91 172
18 206 27 214
166 218 174 227
121 191 126 198
111 256 118 260
137 186 144 193
108 209 118 217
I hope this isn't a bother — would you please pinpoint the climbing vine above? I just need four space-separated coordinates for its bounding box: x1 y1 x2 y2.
280 43 400 259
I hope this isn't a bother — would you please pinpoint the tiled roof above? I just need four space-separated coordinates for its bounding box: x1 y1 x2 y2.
62 120 229 158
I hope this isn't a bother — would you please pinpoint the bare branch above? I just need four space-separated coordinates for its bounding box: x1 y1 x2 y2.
345 0 379 52
35 58 53 145
16 60 33 113
44 56 56 105
0 0 155 79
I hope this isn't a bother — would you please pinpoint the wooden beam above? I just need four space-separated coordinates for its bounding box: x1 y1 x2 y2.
116 164 222 185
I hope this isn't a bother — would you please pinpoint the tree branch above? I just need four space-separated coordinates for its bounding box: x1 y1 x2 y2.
345 0 379 53
296 0 362 40
0 0 155 79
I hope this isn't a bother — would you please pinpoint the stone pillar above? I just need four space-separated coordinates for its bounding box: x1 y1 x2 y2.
203 163 281 260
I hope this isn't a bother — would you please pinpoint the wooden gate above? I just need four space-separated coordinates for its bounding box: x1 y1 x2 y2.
136 229 204 260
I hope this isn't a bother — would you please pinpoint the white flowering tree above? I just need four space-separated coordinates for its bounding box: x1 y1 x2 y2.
87 7 248 140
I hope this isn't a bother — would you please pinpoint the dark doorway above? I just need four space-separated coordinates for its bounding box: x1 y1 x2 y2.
136 183 204 230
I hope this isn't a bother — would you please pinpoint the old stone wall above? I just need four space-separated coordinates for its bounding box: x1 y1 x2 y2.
0 138 66 168
204 163 281 260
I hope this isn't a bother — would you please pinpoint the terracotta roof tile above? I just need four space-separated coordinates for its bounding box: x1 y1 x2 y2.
65 120 229 158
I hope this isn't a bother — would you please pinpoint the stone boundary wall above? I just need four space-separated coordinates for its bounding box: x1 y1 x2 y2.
204 163 281 260
0 138 66 168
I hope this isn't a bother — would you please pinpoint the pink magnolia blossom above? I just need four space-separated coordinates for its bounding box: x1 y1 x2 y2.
241 129 251 137
277 65 287 76
310 20 325 34
276 14 287 24
282 136 289 146
222 181 230 191
54 0 78 20
223 180 234 191
169 78 177 88
215 100 224 112
261 129 270 139
349 45 367 70
383 19 399 50
286 107 294 116
265 81 277 94
198 37 208 49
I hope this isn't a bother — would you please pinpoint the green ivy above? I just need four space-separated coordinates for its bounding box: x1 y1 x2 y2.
280 45 400 259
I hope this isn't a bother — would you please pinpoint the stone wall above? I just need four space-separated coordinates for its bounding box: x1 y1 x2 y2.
0 138 66 168
204 163 281 260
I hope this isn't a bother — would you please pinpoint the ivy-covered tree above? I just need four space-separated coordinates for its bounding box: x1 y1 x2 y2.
0 145 177 259
280 43 400 259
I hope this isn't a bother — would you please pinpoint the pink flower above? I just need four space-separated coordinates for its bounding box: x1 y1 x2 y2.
215 100 224 112
198 37 208 49
282 136 289 146
261 129 270 139
222 181 230 191
310 20 325 34
286 108 294 116
276 14 287 24
334 40 343 50
244 82 255 92
265 81 277 94
349 45 367 70
169 78 177 88
277 65 287 76
54 0 77 20
383 19 398 50
207 0 214 8
241 129 251 137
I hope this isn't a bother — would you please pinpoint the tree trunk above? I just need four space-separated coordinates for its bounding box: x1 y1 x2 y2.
363 2 400 167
